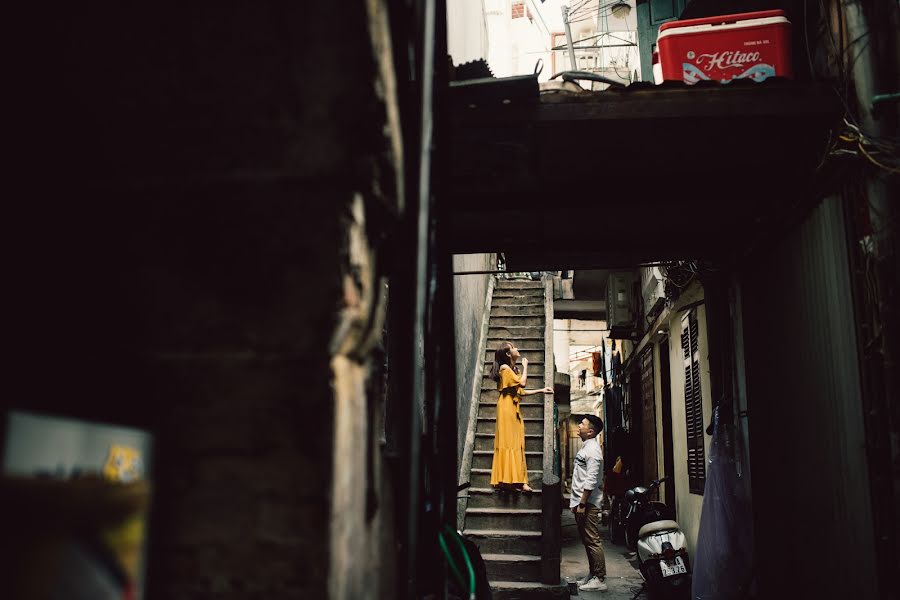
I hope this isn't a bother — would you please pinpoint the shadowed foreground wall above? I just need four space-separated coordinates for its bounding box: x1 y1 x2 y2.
739 197 877 599
6 2 402 599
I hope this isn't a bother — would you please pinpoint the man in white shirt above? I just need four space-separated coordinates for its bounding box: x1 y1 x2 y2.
571 414 607 592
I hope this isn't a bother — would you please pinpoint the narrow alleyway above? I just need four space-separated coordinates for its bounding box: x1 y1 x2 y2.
560 508 644 600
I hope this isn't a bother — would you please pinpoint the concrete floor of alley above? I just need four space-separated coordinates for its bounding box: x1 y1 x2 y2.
559 507 645 600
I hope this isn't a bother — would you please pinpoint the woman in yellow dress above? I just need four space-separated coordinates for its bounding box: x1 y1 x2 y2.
489 341 553 492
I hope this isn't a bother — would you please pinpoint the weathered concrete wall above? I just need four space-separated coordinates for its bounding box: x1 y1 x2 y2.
453 254 495 459
8 2 401 599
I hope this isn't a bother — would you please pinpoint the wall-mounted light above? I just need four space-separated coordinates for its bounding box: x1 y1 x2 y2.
611 1 632 19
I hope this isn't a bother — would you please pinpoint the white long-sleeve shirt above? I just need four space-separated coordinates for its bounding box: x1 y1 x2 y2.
570 436 604 508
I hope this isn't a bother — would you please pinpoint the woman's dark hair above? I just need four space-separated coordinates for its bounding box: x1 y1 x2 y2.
490 341 519 382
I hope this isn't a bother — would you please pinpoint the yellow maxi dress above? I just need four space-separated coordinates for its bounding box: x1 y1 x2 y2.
490 365 528 486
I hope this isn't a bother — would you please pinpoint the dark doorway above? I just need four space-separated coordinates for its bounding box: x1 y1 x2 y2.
659 337 676 513
627 364 644 484
639 348 658 496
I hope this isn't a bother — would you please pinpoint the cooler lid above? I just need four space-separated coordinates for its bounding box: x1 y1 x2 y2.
658 9 788 33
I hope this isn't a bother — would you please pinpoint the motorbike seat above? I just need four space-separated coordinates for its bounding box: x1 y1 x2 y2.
638 520 679 538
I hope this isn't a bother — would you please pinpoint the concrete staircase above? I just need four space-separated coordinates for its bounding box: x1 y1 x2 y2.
462 278 567 599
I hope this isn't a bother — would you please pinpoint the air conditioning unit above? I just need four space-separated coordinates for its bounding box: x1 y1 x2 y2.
641 266 666 322
606 270 638 339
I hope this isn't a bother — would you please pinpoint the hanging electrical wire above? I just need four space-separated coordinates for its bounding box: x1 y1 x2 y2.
566 0 631 23
810 0 900 175
567 0 595 16
825 117 900 174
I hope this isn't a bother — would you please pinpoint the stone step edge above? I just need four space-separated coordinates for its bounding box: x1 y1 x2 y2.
491 301 546 306
466 507 542 515
470 468 543 474
488 332 544 338
488 320 546 324
469 487 542 495
475 432 543 437
489 581 569 591
480 553 542 562
463 529 542 537
478 401 545 406
477 416 543 421
483 358 544 362
473 450 542 456
485 344 545 349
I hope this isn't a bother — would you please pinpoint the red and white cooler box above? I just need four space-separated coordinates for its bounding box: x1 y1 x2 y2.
656 9 793 85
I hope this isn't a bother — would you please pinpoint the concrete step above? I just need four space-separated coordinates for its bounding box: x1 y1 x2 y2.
476 417 543 435
482 553 543 583
487 339 544 350
465 507 542 531
492 295 543 305
491 300 546 317
482 376 544 390
464 529 542 556
478 401 544 419
466 487 543 509
496 280 544 290
470 468 543 489
493 287 543 296
475 432 543 452
491 305 545 317
489 316 544 328
481 388 550 404
484 358 544 375
484 349 544 363
472 450 542 470
490 581 570 599
489 325 544 340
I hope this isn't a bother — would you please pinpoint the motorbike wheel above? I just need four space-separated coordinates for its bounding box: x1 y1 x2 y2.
624 520 640 552
624 526 633 551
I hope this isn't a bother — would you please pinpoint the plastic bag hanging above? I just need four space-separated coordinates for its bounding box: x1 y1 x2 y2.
691 405 755 599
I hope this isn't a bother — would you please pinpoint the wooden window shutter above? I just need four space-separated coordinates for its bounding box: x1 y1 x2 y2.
681 310 705 494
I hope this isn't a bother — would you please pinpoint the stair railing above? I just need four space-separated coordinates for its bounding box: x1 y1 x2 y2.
540 274 561 584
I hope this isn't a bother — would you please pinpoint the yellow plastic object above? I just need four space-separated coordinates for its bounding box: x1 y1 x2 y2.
103 445 143 483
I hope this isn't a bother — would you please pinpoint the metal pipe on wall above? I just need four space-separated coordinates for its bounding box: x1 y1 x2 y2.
842 1 899 596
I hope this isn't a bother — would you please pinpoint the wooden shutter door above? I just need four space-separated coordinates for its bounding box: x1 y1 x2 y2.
681 311 706 494
636 0 687 82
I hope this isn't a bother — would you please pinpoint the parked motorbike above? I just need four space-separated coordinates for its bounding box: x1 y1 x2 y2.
623 476 692 599
603 460 630 545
